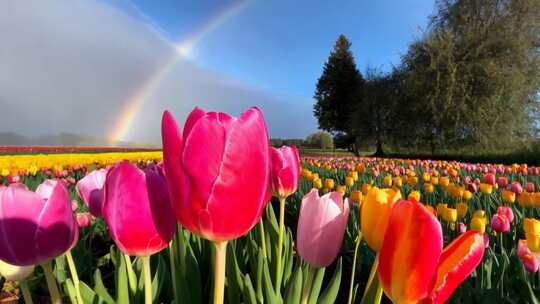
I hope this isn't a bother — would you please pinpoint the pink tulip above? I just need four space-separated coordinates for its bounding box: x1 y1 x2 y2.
518 240 540 273
0 181 78 266
102 162 176 256
510 182 523 195
270 145 300 199
497 177 508 189
496 206 514 223
161 107 270 242
76 168 107 217
458 222 467 234
491 213 510 233
297 189 349 267
526 182 535 193
76 212 93 228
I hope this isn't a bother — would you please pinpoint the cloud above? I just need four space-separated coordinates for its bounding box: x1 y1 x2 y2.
0 0 316 145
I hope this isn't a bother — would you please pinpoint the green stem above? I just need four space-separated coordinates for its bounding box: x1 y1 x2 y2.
213 241 228 304
41 261 62 304
65 251 83 304
275 196 286 292
169 242 179 304
300 265 316 304
142 256 152 304
20 280 33 304
499 234 504 298
258 219 267 259
347 233 363 304
360 256 382 304
124 254 137 298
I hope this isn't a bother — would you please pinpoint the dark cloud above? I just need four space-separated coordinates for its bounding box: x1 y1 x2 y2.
0 0 316 144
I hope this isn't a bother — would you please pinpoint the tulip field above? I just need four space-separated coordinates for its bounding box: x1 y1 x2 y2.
0 108 539 304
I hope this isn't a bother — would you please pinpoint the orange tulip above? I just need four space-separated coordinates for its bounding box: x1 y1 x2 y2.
360 187 401 251
379 200 485 304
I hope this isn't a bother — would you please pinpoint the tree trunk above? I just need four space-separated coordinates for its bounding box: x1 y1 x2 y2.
373 140 385 157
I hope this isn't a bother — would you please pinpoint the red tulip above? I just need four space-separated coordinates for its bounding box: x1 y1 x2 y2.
76 168 107 217
102 162 176 256
270 145 300 199
297 189 349 267
161 107 270 241
0 182 78 266
483 173 496 185
526 182 535 193
497 177 508 189
378 200 485 304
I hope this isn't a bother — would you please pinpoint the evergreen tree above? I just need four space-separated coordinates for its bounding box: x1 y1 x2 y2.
313 35 364 149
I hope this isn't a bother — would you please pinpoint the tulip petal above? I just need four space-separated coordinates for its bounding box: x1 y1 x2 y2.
183 107 205 141
0 186 43 265
425 231 485 304
379 200 443 303
162 111 198 234
35 181 78 260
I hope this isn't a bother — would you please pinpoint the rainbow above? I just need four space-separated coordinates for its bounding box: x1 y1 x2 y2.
108 0 251 144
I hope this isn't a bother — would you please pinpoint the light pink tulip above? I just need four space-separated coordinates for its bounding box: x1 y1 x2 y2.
297 189 349 267
76 168 107 217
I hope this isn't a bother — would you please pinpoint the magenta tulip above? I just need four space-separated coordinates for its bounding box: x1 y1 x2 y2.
491 213 510 233
510 182 523 195
161 107 270 241
0 181 78 266
297 189 350 267
76 168 107 217
102 162 176 256
526 182 535 193
497 177 508 189
270 145 300 199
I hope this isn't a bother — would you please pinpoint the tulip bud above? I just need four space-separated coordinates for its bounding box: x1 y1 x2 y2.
361 187 401 251
76 169 107 217
510 182 523 195
297 190 349 267
345 176 354 187
491 214 510 233
470 217 486 233
270 145 300 199
456 202 468 219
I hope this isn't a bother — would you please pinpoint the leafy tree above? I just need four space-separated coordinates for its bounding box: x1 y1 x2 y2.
313 34 364 149
305 131 334 150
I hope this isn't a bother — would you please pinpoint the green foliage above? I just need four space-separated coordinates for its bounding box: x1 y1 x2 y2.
314 35 364 140
305 131 334 150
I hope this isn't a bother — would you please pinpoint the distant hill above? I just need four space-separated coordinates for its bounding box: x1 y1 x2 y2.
0 132 157 147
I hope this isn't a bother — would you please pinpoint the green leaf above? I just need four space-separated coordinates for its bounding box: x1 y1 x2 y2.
64 278 78 304
115 250 130 304
284 265 303 304
317 258 342 304
93 269 115 304
80 281 100 304
243 274 258 304
185 245 203 304
262 256 277 304
307 267 325 304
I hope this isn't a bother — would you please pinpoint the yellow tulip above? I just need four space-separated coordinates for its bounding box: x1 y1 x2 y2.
407 191 421 202
436 203 448 217
336 185 346 194
383 175 393 187
440 176 450 187
479 183 493 194
424 183 434 194
361 187 402 251
463 190 472 201
470 217 486 233
456 202 468 219
524 218 540 252
393 177 403 187
345 177 354 187
443 207 458 223
431 176 439 185
313 178 322 189
501 190 515 204
324 178 335 190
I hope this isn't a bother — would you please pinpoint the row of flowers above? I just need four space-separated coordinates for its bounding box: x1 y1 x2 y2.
0 106 538 303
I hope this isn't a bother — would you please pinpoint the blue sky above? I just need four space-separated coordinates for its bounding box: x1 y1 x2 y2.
108 0 435 97
0 0 435 143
